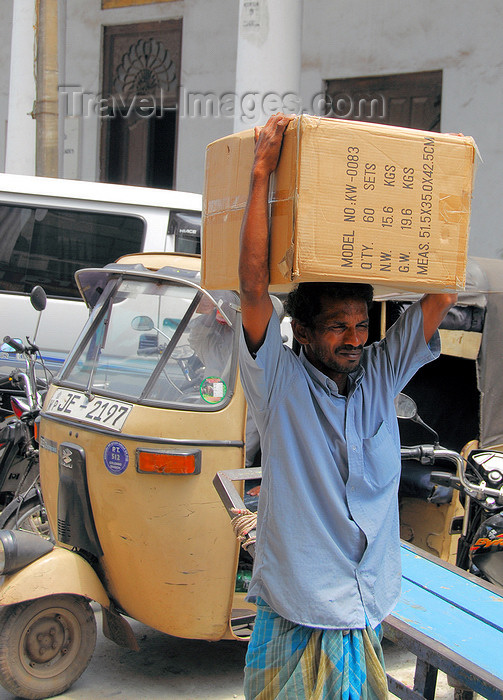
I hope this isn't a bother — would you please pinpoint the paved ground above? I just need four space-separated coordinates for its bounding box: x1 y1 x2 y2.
0 607 455 699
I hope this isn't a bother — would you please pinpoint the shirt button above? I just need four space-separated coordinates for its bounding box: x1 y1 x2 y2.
352 445 357 451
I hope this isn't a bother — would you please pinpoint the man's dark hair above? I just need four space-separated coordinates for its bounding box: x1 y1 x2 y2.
284 282 373 328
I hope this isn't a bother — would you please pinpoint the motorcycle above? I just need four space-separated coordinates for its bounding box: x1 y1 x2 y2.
432 443 503 587
0 286 52 537
396 393 503 588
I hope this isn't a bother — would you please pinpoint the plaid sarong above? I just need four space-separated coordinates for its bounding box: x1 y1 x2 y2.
244 598 389 699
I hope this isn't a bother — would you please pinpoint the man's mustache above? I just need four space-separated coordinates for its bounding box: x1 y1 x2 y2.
335 345 364 353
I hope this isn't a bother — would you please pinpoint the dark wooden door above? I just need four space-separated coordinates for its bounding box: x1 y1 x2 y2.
100 20 181 188
325 70 442 131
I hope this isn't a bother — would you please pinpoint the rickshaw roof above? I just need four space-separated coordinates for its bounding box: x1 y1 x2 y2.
75 253 202 309
374 257 495 307
115 252 202 273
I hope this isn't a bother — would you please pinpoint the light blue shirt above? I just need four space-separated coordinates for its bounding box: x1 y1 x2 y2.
239 301 440 629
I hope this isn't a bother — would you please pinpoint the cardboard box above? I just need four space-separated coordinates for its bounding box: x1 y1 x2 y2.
201 115 476 293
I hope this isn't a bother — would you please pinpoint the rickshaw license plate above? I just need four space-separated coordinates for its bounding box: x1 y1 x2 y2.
45 389 132 431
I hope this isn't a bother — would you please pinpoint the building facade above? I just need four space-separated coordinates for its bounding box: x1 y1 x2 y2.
1 0 502 259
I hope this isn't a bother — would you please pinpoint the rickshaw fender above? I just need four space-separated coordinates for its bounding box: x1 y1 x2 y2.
0 546 110 608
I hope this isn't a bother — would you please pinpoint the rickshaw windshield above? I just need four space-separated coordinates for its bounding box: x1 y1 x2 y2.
60 276 239 410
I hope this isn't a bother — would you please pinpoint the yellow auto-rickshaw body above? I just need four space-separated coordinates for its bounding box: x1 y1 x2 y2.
36 252 255 641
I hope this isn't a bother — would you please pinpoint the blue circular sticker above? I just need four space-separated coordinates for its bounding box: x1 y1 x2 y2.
104 441 129 475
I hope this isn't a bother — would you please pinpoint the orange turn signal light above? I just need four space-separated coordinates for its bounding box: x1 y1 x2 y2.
34 416 41 444
136 448 201 475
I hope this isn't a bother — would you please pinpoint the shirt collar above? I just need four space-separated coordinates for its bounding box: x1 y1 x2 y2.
299 348 365 397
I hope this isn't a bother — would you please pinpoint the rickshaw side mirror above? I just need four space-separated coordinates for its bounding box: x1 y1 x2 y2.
395 392 440 444
394 393 418 420
131 315 154 332
30 285 47 312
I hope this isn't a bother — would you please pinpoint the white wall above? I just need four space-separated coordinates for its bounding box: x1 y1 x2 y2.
0 2 14 172
59 0 238 194
2 0 501 258
175 0 239 193
62 0 186 183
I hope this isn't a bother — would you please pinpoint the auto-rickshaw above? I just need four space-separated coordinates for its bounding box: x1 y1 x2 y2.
0 252 259 699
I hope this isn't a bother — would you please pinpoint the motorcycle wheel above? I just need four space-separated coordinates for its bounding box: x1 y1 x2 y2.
4 500 53 541
0 594 96 700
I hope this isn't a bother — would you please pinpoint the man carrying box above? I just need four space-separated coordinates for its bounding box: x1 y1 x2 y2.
238 113 458 699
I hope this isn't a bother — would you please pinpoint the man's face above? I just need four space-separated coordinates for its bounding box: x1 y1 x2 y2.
294 296 369 378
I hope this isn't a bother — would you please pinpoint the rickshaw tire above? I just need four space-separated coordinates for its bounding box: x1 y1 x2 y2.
0 594 97 700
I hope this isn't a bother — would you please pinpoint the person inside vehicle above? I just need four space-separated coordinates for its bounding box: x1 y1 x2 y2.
238 113 458 698
188 292 261 467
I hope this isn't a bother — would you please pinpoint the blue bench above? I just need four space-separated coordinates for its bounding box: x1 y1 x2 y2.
214 470 503 699
384 543 503 699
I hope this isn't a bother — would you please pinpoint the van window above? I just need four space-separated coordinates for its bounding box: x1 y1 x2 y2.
0 205 144 299
170 210 201 255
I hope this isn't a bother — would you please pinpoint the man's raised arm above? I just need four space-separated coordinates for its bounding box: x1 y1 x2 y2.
420 293 458 344
239 113 293 353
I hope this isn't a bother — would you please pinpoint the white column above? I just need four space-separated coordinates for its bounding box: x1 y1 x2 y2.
5 0 37 175
234 0 303 132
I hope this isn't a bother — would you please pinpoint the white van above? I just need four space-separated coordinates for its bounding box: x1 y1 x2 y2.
0 173 201 376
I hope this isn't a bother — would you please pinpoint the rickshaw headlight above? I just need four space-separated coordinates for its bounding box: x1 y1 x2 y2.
0 529 54 575
136 448 201 475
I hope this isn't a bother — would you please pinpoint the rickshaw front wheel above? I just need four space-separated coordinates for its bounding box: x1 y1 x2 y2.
0 594 97 700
